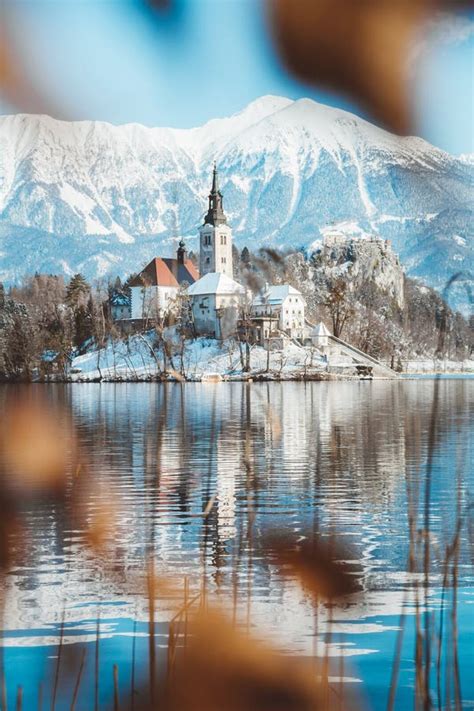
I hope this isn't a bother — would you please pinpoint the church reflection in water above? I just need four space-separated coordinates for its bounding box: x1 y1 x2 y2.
1 380 472 659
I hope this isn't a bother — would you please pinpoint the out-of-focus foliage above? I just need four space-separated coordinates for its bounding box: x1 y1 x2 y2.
263 534 362 600
2 0 473 133
268 0 473 133
0 398 72 495
152 610 327 711
0 22 51 114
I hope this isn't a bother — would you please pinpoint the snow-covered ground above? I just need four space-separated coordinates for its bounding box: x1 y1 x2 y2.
400 359 474 374
69 333 474 382
70 333 327 381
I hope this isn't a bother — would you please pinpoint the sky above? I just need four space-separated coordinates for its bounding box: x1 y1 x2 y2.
3 0 474 154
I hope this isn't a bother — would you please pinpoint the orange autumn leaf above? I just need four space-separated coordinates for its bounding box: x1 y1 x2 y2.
154 609 328 711
264 534 362 600
267 0 464 134
0 399 74 495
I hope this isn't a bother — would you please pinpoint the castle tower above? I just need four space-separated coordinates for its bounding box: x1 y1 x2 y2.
199 164 233 278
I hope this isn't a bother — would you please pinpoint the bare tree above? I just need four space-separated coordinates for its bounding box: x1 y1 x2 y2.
323 278 355 338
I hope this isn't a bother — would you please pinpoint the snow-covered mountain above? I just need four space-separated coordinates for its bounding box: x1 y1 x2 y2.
0 95 472 311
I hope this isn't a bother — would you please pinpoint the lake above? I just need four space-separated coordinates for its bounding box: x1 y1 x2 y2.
1 379 473 710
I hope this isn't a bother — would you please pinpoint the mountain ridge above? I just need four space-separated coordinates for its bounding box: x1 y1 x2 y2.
0 96 472 311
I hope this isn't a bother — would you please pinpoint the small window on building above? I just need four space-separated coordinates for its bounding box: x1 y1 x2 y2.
220 235 227 245
221 257 226 264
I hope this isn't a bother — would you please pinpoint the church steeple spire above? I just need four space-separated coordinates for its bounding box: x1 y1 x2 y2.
211 162 219 193
204 163 227 227
199 163 233 278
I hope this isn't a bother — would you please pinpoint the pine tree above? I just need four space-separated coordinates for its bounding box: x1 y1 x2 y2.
3 312 36 379
240 246 251 265
66 274 90 308
73 304 93 350
64 274 92 349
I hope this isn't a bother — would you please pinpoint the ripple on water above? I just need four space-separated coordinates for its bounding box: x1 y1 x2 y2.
0 379 472 709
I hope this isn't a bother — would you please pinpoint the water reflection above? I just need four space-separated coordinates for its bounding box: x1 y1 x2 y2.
0 380 472 708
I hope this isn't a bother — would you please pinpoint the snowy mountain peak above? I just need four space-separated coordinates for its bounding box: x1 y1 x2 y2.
228 94 293 122
0 97 472 312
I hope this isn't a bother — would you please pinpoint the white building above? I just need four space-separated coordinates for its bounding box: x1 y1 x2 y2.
110 291 131 321
199 165 234 279
310 321 331 349
188 272 247 339
129 241 199 321
251 284 306 341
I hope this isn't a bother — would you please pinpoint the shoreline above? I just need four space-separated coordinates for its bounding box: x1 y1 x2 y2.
2 370 473 385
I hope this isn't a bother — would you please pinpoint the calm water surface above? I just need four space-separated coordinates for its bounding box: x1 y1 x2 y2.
1 380 473 710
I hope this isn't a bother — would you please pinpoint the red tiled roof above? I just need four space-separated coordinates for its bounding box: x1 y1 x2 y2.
130 258 199 288
184 260 199 281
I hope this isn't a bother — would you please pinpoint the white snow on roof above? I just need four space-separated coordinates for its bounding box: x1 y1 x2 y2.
312 322 331 337
253 284 303 306
188 272 246 296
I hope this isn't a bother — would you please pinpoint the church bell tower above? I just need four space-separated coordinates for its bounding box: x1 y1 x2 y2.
199 164 233 278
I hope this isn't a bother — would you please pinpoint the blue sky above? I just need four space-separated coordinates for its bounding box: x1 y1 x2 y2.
4 0 474 154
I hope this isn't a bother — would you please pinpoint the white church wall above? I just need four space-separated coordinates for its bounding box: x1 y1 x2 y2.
199 224 233 278
131 285 178 319
192 294 218 336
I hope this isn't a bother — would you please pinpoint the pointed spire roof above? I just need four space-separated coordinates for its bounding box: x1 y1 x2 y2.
312 322 331 337
177 238 187 264
211 161 219 194
204 163 227 227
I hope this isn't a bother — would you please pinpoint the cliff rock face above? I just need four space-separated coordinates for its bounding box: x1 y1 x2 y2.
0 96 472 311
313 232 405 309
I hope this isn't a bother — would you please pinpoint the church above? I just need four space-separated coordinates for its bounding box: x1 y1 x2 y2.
198 164 235 279
188 165 247 337
128 244 198 321
127 164 245 328
122 165 305 341
190 166 306 340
